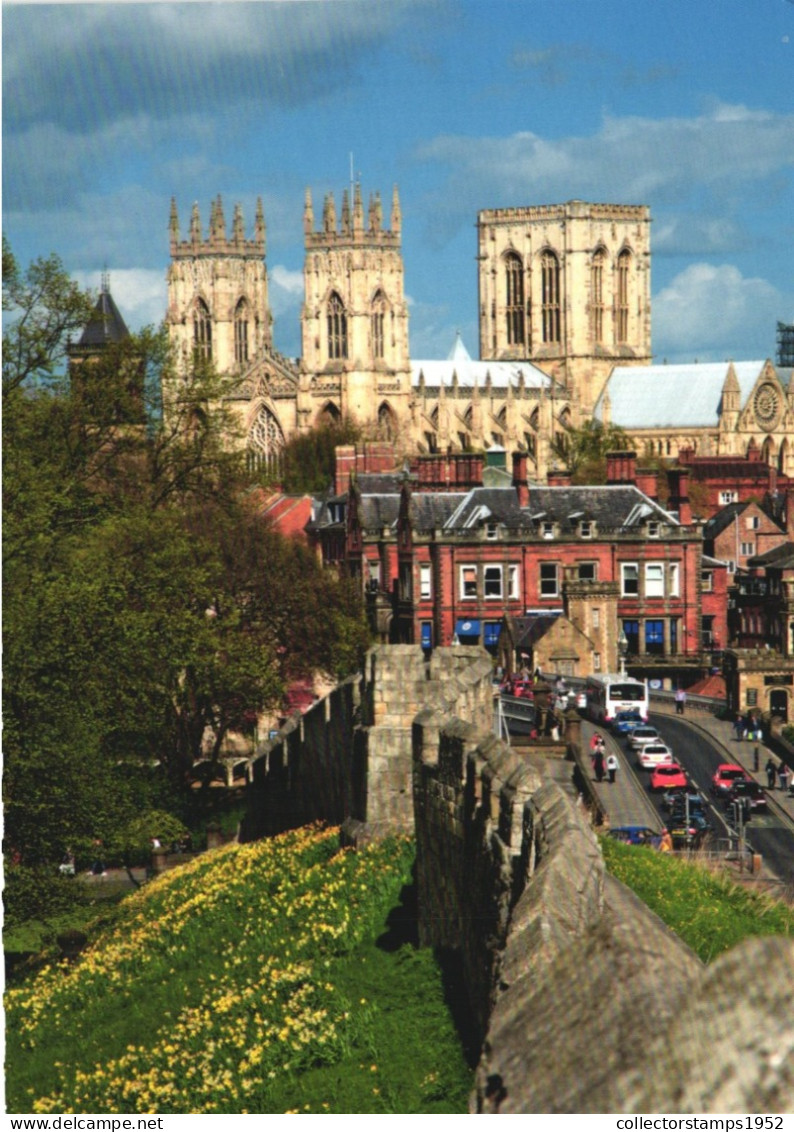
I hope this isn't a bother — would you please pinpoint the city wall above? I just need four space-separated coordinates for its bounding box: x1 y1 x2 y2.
245 645 794 1112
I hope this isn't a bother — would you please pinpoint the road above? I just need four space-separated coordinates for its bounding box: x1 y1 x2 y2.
647 712 794 887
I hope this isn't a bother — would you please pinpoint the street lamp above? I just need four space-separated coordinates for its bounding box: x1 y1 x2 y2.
618 627 628 677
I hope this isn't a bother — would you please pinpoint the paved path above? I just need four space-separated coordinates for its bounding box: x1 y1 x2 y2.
579 721 664 832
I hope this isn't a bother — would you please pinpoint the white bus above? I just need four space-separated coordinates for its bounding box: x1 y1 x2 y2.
585 674 649 726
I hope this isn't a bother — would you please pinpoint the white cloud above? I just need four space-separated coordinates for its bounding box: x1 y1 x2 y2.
270 265 304 297
415 104 794 247
652 263 788 362
75 269 167 332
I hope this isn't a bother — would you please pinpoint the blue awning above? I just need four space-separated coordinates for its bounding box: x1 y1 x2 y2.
455 618 481 638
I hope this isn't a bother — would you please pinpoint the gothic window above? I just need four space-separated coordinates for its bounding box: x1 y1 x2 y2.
327 292 348 360
234 298 249 365
541 251 561 344
371 291 387 360
591 249 606 342
247 405 285 471
378 402 397 440
616 249 631 344
504 253 525 346
193 298 212 361
320 402 342 426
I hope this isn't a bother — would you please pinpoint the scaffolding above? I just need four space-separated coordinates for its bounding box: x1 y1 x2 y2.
777 321 794 368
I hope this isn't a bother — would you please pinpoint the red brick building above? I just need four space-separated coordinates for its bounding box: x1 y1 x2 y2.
346 450 710 683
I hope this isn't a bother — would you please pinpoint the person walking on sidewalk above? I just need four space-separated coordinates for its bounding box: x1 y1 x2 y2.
779 762 791 794
606 752 619 784
593 745 606 784
674 687 686 715
766 758 777 790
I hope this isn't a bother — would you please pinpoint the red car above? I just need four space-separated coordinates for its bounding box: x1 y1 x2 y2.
710 764 751 798
649 763 688 793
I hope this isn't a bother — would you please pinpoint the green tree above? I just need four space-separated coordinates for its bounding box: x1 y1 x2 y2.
551 420 635 484
3 244 369 873
279 419 361 494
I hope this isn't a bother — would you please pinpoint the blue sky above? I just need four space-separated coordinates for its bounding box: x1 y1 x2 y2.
4 0 793 363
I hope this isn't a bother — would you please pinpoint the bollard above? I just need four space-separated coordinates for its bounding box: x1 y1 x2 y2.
751 853 762 876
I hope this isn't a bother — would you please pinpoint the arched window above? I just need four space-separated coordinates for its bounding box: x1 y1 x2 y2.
591 249 606 342
378 401 397 440
247 405 285 472
193 298 212 361
320 402 342 426
234 299 249 365
616 249 631 344
504 253 525 346
327 292 348 360
371 291 387 360
541 251 561 344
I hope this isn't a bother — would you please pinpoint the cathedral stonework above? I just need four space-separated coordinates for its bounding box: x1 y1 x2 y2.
477 200 651 419
164 191 793 479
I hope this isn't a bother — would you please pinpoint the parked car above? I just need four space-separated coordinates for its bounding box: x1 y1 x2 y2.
607 826 661 847
628 726 661 752
723 778 768 813
710 764 751 798
637 742 675 770
613 709 644 736
649 762 688 792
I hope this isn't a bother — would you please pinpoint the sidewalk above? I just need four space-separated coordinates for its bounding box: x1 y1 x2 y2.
652 703 794 829
579 722 664 833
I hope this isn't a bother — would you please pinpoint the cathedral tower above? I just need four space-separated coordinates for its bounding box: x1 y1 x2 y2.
477 201 651 420
300 183 411 434
166 196 272 375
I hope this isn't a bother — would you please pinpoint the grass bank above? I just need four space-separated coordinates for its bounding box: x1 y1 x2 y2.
5 825 473 1115
601 836 794 962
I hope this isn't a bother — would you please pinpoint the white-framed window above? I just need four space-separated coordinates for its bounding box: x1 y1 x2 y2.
419 563 432 600
580 520 592 539
508 564 520 600
647 521 660 538
720 490 738 504
645 562 664 598
540 563 559 597
747 515 760 530
368 560 381 588
701 570 713 592
592 608 600 629
726 559 736 574
460 564 477 599
485 522 499 541
740 542 755 557
669 562 680 597
484 565 503 599
621 562 639 596
542 521 555 540
593 652 602 671
578 562 597 582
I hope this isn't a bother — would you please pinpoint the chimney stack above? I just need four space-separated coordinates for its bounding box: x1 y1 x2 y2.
513 452 530 508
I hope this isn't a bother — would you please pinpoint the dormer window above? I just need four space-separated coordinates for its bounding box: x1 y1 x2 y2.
580 520 592 539
647 521 660 538
485 522 499 541
542 521 555 540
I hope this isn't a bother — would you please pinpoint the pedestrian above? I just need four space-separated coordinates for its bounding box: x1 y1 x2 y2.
589 733 602 753
779 762 791 794
658 829 673 853
606 752 619 784
88 838 106 877
674 687 686 715
743 712 753 741
593 747 605 784
766 757 777 789
733 715 745 742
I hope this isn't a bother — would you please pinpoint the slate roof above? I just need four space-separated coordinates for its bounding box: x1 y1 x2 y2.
77 286 130 347
403 484 675 534
358 493 401 530
412 333 552 391
703 502 748 541
747 542 794 570
595 360 767 429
